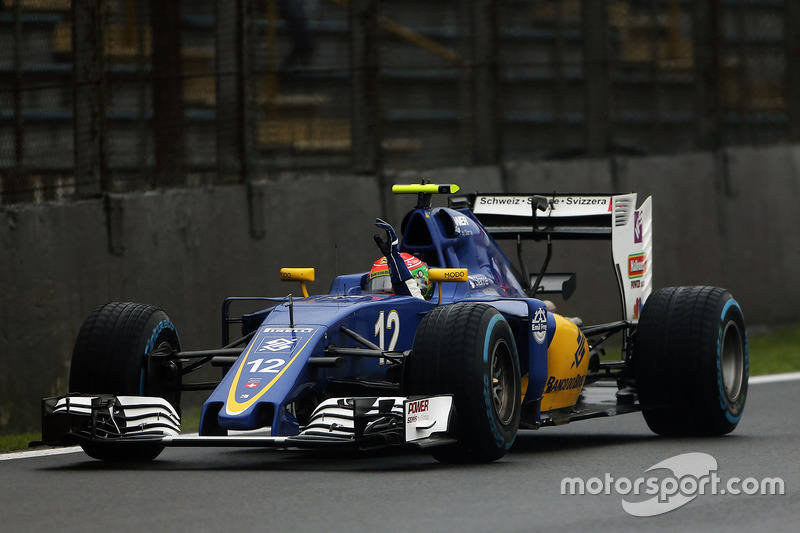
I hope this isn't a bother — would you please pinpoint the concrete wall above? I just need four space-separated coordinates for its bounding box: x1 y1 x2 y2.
2 147 799 433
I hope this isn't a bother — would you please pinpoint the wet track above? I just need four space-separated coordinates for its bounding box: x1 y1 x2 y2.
2 378 798 533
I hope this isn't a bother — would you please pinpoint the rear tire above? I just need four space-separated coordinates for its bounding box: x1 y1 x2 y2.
406 303 521 462
634 287 748 436
69 302 182 461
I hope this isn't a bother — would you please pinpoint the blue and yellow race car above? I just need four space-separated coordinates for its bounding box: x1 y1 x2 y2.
37 184 748 463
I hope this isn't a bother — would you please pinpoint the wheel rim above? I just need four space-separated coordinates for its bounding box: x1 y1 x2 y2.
491 338 515 425
720 320 744 402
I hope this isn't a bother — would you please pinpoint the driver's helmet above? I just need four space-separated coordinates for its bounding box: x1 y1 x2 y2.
368 253 433 299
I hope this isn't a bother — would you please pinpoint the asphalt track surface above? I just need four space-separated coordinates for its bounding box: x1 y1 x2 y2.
2 376 798 533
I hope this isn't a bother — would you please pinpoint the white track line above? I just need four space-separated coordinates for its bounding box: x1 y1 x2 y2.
3 374 800 462
748 371 800 385
0 446 82 461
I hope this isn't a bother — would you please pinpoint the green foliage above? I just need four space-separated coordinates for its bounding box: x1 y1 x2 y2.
748 323 800 376
0 433 41 453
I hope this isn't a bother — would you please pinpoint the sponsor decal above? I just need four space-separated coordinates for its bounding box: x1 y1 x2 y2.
475 195 612 217
244 377 261 389
628 253 646 279
452 215 474 235
442 270 466 280
559 197 609 207
548 196 613 216
407 399 429 414
634 211 643 244
571 332 586 369
468 275 491 289
548 196 611 210
531 307 548 344
257 337 299 352
406 399 430 425
473 196 541 217
633 297 643 320
477 196 531 206
544 374 585 394
262 327 314 333
630 279 643 289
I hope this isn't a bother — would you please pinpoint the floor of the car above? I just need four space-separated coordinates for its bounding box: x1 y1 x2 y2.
537 382 641 427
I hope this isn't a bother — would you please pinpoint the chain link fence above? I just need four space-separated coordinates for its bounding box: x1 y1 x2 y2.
1 0 797 204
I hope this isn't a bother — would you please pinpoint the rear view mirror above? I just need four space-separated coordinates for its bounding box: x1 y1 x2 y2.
531 272 577 301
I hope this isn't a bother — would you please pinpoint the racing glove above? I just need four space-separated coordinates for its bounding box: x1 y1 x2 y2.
374 218 424 299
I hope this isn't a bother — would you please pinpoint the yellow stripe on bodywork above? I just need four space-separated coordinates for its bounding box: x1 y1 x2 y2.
225 334 316 415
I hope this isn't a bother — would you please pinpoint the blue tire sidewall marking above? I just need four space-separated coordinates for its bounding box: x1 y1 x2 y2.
140 318 178 395
717 298 747 423
482 313 516 450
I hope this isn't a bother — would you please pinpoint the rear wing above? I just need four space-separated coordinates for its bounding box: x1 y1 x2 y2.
449 193 652 321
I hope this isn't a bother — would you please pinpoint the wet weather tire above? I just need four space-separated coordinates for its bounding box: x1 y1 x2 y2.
634 287 748 436
406 303 521 462
69 302 182 461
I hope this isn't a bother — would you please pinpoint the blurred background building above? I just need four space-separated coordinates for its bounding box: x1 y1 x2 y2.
1 0 797 204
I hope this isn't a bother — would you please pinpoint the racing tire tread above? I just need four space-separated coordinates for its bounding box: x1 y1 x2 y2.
634 286 748 436
406 302 521 463
69 302 181 462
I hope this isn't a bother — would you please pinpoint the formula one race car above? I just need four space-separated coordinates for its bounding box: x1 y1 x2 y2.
36 184 749 463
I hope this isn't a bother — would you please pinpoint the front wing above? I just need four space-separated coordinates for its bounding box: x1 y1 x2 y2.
37 394 456 451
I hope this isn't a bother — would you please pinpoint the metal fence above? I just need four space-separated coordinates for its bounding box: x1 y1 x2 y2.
1 0 798 204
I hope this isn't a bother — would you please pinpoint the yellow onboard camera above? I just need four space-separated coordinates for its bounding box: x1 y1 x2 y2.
428 268 468 304
280 268 315 297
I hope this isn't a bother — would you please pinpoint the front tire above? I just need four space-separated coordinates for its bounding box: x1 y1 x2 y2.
69 302 182 461
634 286 748 436
406 303 521 462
